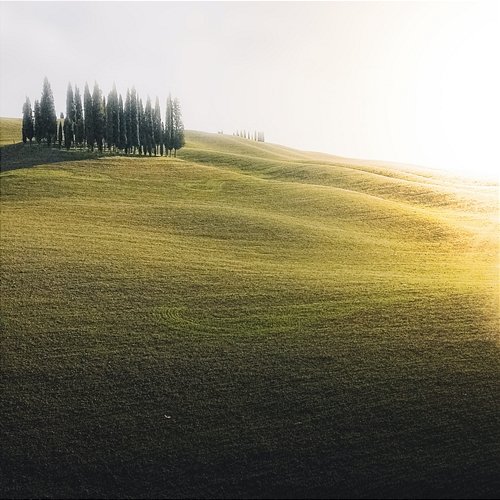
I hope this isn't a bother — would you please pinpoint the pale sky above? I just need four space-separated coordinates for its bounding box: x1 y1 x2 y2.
1 1 499 179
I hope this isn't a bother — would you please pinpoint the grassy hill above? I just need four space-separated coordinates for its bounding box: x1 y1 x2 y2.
1 118 498 498
0 117 23 145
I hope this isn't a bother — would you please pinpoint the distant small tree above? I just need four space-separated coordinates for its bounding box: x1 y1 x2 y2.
22 97 34 144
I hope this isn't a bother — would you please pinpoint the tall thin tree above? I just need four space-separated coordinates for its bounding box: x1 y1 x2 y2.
74 85 84 147
22 97 34 144
160 122 165 156
65 83 76 148
153 97 162 156
172 98 185 157
124 89 131 154
138 98 145 155
91 82 104 152
34 99 42 144
63 115 73 150
83 83 94 150
165 93 174 156
144 97 153 156
58 114 63 149
106 90 114 150
118 94 126 152
39 77 57 146
130 87 140 154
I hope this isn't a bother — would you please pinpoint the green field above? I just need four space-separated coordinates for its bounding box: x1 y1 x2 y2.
1 118 499 498
0 117 23 145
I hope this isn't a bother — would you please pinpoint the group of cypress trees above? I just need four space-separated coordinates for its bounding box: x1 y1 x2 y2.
22 77 185 157
22 78 57 146
234 130 265 142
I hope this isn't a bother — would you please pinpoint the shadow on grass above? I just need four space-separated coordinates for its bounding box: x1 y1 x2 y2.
0 142 101 172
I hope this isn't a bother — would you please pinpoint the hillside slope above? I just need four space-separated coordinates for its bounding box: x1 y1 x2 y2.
0 117 22 145
1 119 499 498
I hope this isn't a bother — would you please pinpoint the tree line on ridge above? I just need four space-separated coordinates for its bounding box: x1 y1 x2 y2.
22 77 185 157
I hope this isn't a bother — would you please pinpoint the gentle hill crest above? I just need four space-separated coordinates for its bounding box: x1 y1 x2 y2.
2 116 497 240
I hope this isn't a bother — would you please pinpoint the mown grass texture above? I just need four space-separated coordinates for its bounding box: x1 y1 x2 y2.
1 121 499 498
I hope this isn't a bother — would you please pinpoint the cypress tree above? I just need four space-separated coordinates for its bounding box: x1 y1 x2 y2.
102 96 107 149
106 91 114 150
172 98 185 157
138 98 145 155
74 85 84 147
63 116 73 150
130 87 140 154
165 94 174 156
65 83 75 148
124 89 131 154
58 117 63 149
118 94 126 152
153 97 162 156
34 100 42 144
22 97 34 144
83 83 94 150
160 122 165 156
144 97 153 156
106 84 120 151
39 77 57 146
112 86 120 150
66 83 76 122
91 83 104 152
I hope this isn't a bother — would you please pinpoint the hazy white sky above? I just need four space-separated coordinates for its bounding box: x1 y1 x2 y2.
1 1 499 179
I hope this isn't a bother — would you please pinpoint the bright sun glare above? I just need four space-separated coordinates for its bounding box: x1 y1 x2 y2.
411 3 500 181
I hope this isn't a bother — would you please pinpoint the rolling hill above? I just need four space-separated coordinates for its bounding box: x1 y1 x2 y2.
1 118 498 498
